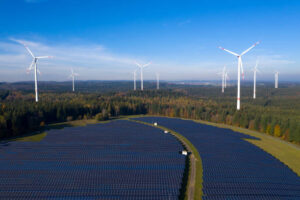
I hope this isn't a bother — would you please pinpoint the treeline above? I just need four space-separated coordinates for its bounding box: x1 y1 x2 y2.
143 96 300 143
0 89 299 144
0 93 147 138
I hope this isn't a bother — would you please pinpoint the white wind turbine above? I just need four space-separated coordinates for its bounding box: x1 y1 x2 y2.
133 69 137 91
219 41 260 110
274 71 279 88
135 61 151 91
218 66 229 93
69 68 79 92
224 70 229 88
252 60 260 99
156 73 160 90
220 66 226 93
19 42 52 102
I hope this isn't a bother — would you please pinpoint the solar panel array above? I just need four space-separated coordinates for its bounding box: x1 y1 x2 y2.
134 117 300 199
0 120 185 199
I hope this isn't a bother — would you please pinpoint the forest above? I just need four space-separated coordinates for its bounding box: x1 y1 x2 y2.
0 81 299 144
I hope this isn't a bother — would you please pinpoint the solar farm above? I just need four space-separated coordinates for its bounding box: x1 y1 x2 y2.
0 120 186 199
134 117 300 199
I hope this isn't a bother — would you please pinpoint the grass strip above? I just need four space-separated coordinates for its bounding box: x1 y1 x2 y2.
129 115 300 177
190 119 300 177
128 118 203 200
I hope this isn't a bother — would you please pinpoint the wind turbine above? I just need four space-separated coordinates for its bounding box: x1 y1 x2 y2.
253 60 260 99
224 71 229 88
219 41 260 110
156 73 160 90
133 69 137 91
19 42 52 102
135 61 151 91
217 66 226 93
69 68 79 92
220 66 229 92
221 66 226 93
274 71 279 88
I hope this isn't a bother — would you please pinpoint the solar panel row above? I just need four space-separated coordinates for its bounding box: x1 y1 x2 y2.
0 120 186 199
134 117 300 199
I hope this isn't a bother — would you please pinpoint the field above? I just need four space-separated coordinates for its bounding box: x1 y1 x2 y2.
134 117 300 199
0 120 186 199
191 118 300 177
0 81 300 199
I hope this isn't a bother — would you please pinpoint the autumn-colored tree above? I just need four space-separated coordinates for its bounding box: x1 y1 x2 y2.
274 124 281 137
282 129 289 140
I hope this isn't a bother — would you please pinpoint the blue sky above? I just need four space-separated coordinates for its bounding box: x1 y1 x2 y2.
0 0 299 81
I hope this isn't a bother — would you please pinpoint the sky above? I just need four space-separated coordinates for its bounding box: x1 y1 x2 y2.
0 0 299 82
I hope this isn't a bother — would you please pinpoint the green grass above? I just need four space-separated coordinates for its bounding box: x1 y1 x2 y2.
56 115 300 179
7 114 300 199
49 118 112 127
12 132 47 142
191 119 300 177
129 114 300 197
131 114 300 177
6 119 111 143
128 118 203 200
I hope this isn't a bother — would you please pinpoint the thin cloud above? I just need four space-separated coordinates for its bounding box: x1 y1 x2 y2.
0 38 147 81
0 38 298 82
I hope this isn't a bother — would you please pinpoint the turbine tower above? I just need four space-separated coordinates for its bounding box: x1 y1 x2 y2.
224 71 229 88
133 69 137 91
20 42 52 102
219 66 229 93
69 68 79 92
219 41 260 110
222 66 226 93
156 73 160 90
275 71 279 88
135 61 151 91
253 60 260 99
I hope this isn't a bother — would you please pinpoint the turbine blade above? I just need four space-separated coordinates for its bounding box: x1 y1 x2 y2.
218 47 239 56
26 68 33 74
143 62 152 68
28 60 34 71
21 42 35 58
241 41 260 56
37 69 41 75
36 56 52 59
135 61 142 67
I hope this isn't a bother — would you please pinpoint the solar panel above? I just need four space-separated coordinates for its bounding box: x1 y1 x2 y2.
0 120 186 199
135 117 300 199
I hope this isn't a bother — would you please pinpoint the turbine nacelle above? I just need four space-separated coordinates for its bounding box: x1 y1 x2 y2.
70 68 79 78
